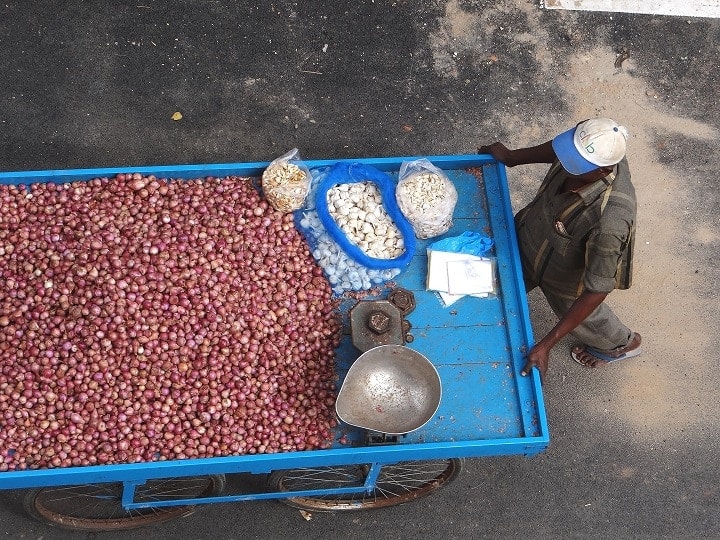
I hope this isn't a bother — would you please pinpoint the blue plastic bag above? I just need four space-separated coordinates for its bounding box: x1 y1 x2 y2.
314 162 416 270
295 168 402 295
428 231 494 256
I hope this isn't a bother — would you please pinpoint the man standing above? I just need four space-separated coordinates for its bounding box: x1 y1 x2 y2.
479 117 642 380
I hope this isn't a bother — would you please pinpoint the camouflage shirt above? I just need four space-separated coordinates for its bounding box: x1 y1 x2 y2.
515 157 636 301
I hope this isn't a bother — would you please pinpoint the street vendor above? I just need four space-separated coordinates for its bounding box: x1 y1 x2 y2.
478 117 642 380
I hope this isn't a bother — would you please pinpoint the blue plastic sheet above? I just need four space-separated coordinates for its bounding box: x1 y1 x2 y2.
428 231 494 256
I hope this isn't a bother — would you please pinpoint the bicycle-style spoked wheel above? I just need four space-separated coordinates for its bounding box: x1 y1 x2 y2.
23 475 225 531
268 459 462 511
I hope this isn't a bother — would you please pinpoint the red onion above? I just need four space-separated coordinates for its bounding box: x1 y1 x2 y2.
0 175 341 470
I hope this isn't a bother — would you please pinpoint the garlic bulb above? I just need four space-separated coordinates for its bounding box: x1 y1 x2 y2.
326 182 405 259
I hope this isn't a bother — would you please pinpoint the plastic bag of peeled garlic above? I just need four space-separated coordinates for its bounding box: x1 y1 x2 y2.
261 148 312 212
296 167 411 295
314 162 416 271
396 158 458 239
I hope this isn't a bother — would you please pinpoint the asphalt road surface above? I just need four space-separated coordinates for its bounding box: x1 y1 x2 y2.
1 2 719 538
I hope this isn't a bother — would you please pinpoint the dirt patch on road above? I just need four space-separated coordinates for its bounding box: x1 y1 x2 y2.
429 1 720 441
556 49 720 439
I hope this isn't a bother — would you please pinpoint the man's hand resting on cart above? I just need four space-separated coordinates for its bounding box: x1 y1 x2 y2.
520 290 609 381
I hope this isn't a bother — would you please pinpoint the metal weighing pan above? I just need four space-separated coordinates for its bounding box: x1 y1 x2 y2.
335 344 442 435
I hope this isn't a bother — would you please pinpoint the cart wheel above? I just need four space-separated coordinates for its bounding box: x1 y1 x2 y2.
268 459 462 511
23 474 225 531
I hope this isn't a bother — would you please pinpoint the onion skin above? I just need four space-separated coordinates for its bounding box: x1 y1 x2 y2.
0 175 341 470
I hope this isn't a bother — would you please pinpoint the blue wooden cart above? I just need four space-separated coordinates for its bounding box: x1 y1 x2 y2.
0 155 548 530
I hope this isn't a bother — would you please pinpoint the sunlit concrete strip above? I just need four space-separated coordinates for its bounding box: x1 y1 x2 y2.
541 0 720 18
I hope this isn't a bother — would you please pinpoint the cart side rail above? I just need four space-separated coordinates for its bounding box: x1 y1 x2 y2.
0 435 547 490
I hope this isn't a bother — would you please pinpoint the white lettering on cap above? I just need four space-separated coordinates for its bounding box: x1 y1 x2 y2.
573 118 628 167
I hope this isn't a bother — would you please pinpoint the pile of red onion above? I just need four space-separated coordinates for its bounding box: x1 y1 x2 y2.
0 174 341 471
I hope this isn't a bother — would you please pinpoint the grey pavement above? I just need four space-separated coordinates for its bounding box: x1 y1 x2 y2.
1 1 719 539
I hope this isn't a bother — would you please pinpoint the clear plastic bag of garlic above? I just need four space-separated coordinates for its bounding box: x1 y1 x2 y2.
396 158 458 239
326 182 405 260
262 148 311 212
299 210 401 293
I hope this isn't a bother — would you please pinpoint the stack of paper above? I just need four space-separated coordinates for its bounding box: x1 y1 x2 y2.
427 250 496 306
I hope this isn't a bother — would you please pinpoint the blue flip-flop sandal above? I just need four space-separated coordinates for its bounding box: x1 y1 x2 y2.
572 332 643 366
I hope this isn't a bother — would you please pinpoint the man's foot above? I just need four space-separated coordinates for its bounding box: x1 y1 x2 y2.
571 332 642 368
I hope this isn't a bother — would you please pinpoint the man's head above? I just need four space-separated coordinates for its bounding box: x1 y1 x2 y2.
552 118 629 177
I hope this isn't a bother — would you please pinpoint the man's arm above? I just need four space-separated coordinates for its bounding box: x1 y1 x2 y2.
477 140 556 167
520 290 608 380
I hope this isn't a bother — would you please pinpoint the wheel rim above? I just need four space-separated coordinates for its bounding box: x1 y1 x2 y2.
271 459 462 511
27 476 222 531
